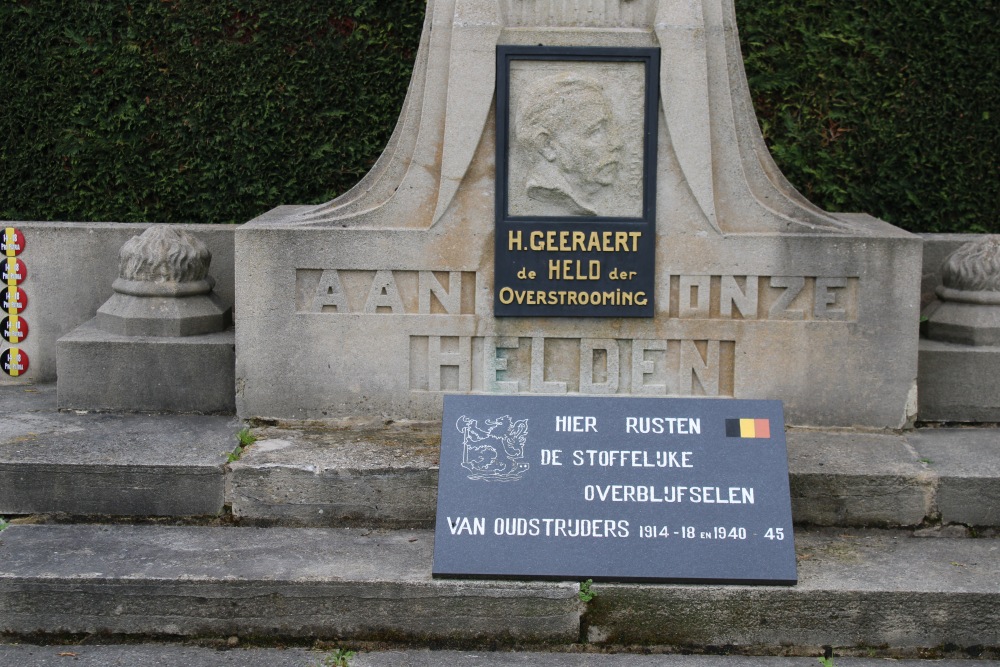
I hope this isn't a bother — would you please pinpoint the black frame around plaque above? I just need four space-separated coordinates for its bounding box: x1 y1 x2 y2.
495 46 660 318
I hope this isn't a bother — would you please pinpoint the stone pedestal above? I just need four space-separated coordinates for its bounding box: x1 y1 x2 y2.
918 338 1000 422
919 235 1000 421
58 226 234 414
57 320 235 414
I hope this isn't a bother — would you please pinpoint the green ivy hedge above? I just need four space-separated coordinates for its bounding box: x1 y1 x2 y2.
1 1 996 232
738 0 998 233
0 1 423 225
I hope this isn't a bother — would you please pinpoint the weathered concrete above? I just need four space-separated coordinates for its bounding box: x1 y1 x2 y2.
0 644 321 667
56 320 235 414
923 236 1000 346
1 525 998 651
585 529 1000 648
95 291 231 338
908 428 1000 527
0 525 580 643
351 658 999 667
786 431 932 527
228 422 1000 529
918 338 1000 421
5 385 999 527
227 419 440 526
0 648 995 667
0 384 236 516
920 234 983 309
0 223 234 385
917 235 1000 421
235 1 921 430
94 226 231 338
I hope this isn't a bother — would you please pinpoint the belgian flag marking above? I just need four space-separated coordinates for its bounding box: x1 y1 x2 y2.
3 258 26 286
3 287 27 315
2 347 28 377
3 228 25 257
2 315 27 344
725 418 771 439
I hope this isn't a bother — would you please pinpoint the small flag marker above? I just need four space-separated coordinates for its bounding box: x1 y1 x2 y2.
725 418 771 439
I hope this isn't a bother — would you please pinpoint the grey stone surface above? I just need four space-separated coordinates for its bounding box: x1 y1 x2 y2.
918 338 1000 421
0 384 236 516
909 428 1000 527
936 235 1000 292
920 234 983 309
786 430 932 527
508 62 645 218
117 226 214 284
0 525 580 643
235 1 921 430
7 384 999 527
228 419 440 526
1 526 999 650
228 420 1000 529
0 649 994 667
355 658 997 667
917 236 1000 421
96 291 230 337
0 382 58 412
925 299 1000 347
56 320 235 414
585 530 1000 648
95 226 231 337
0 223 234 385
924 235 1000 346
238 215 920 430
0 644 319 667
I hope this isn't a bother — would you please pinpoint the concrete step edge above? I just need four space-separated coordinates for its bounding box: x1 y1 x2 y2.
3 385 999 528
1 646 999 666
1 525 999 651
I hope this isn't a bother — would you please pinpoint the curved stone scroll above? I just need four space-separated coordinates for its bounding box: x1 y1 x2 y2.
286 0 876 235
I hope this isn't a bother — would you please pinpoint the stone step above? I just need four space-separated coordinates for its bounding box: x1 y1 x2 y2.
230 422 1000 531
0 524 579 644
227 417 442 527
0 525 998 651
3 384 999 531
0 648 997 667
0 384 238 517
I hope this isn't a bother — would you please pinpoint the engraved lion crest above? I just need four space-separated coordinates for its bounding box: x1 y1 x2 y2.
456 415 530 482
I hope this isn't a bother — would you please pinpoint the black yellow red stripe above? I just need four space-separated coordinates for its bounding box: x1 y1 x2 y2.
4 287 26 315
2 347 27 377
725 418 771 439
4 315 22 343
3 258 26 286
3 227 25 257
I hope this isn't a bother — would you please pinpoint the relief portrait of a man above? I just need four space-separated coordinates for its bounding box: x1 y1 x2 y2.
513 73 625 217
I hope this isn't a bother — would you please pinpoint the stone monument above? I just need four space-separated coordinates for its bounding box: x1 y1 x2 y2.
236 0 920 428
919 235 1000 421
58 226 235 413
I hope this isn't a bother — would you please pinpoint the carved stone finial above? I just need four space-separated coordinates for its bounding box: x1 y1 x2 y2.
96 226 230 337
940 235 1000 293
113 226 215 298
926 236 1000 346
